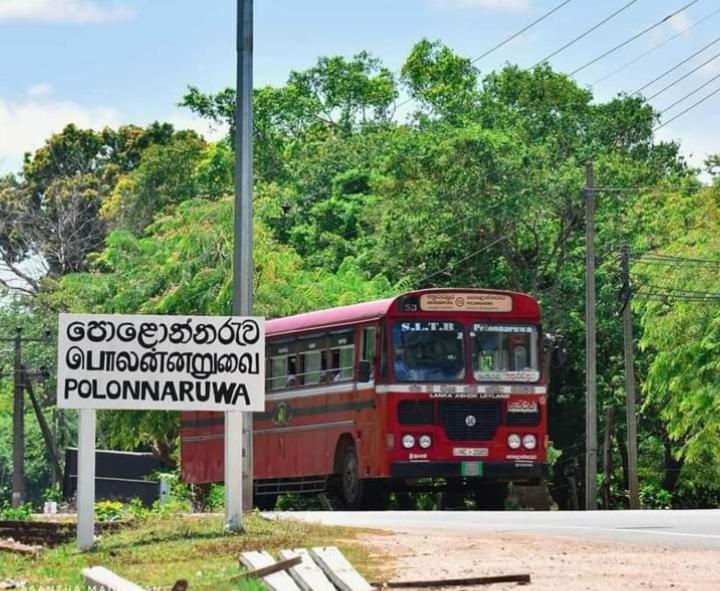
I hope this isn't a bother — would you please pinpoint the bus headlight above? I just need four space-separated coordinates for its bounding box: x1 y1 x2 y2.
402 434 416 449
522 434 537 450
507 434 521 449
419 435 432 449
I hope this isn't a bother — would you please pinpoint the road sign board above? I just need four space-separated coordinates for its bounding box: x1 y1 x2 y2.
57 313 265 412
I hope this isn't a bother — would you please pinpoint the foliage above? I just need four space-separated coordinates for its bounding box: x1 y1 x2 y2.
637 185 720 467
0 501 34 520
95 500 125 522
639 483 672 509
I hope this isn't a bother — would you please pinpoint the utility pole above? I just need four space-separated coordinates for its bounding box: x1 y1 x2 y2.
227 0 254 530
585 162 598 510
13 327 24 508
0 327 53 507
621 245 641 509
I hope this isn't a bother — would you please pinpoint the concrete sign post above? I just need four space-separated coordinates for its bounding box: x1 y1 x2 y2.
56 313 265 549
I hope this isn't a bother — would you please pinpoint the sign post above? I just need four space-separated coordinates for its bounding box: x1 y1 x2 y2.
56 313 265 549
76 409 96 550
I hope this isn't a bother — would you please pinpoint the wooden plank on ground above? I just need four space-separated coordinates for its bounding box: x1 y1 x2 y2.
380 573 531 588
82 566 146 591
239 551 302 591
310 546 373 591
278 548 336 591
0 539 40 555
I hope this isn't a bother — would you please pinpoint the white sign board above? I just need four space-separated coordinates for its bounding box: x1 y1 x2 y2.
57 313 265 411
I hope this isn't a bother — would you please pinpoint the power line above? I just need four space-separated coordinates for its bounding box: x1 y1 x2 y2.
570 0 703 77
394 0 574 112
591 5 720 86
472 0 574 65
417 229 518 288
634 253 720 265
654 83 720 130
658 69 720 114
532 0 641 69
632 34 720 96
646 50 720 101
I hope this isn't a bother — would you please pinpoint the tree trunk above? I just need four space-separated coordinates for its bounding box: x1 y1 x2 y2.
662 440 684 493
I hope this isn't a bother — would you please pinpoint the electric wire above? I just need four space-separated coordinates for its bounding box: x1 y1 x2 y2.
394 0 574 112
646 50 720 101
570 0 703 76
471 0 574 64
591 5 720 86
654 81 720 130
632 34 720 96
532 0 641 69
416 229 518 288
633 253 720 264
658 69 720 113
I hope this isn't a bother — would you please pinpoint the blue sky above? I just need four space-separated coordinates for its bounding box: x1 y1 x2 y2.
1 0 719 175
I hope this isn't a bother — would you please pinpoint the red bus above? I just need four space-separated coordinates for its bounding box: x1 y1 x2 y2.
181 288 548 509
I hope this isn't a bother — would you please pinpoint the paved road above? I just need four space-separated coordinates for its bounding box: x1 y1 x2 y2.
275 510 720 549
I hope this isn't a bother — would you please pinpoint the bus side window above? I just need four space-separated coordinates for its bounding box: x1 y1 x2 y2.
361 326 376 380
267 340 297 390
298 334 326 386
329 330 354 382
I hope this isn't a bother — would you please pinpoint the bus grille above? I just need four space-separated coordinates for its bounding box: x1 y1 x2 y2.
398 400 434 425
438 400 502 441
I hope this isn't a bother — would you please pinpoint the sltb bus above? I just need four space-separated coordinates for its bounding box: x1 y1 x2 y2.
181 288 548 509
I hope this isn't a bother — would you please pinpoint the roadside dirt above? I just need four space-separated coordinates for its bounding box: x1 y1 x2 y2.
360 528 720 590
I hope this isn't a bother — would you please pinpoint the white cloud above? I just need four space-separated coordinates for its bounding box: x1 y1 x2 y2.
0 97 121 174
668 12 692 34
432 0 530 11
0 0 134 24
168 112 228 143
27 83 53 97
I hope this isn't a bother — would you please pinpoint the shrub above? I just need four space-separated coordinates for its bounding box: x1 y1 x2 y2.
95 500 125 522
0 502 34 521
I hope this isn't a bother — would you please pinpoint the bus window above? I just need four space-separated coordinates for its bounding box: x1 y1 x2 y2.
361 326 376 380
298 334 326 386
470 324 539 382
391 321 465 382
267 340 297 390
329 330 354 382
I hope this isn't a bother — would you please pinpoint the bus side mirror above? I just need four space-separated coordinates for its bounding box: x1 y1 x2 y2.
358 360 372 383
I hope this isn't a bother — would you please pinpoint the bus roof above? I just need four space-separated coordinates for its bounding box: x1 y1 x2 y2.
266 288 541 337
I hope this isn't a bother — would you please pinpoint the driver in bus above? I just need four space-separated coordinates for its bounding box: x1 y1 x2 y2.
394 348 411 381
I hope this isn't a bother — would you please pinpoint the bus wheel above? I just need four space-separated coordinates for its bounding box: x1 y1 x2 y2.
340 445 364 509
474 482 508 510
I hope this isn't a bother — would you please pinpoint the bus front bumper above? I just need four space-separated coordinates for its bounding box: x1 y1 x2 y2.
390 460 544 482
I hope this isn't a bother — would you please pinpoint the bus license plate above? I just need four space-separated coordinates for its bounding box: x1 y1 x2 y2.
461 462 483 477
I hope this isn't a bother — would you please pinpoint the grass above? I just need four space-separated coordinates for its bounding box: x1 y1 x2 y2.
2 512 384 590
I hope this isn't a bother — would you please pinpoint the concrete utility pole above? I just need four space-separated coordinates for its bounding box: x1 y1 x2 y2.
0 327 53 507
227 0 254 530
13 328 24 508
585 162 598 510
621 245 641 509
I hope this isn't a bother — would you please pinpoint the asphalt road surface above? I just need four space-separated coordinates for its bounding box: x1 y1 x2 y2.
277 509 720 549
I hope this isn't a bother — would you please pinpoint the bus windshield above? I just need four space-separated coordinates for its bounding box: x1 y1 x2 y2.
470 323 539 382
392 321 465 382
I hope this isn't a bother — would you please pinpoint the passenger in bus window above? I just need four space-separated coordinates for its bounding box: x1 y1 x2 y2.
286 356 297 387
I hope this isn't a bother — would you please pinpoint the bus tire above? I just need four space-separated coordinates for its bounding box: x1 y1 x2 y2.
339 445 364 509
